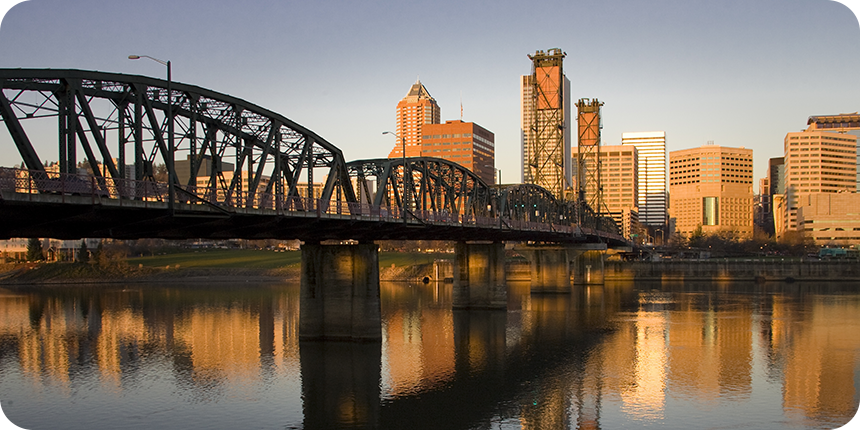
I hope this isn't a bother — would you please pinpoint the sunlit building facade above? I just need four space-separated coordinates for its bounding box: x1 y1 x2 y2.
781 128 857 236
805 113 860 190
422 120 495 184
795 192 860 246
388 80 441 159
669 144 754 239
573 144 639 238
621 132 667 228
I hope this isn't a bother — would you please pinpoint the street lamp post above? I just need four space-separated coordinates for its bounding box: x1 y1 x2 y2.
383 131 408 220
128 55 174 213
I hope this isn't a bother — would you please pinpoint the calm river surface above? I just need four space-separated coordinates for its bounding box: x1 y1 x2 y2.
1 280 859 429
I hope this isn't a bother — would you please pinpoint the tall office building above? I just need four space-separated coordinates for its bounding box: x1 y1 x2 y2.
669 144 754 239
622 131 667 227
805 113 860 190
422 120 495 184
781 126 857 236
387 81 495 184
521 48 572 200
573 145 638 238
388 79 441 159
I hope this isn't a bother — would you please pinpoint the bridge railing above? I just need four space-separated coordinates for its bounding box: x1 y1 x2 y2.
0 167 613 239
0 167 167 203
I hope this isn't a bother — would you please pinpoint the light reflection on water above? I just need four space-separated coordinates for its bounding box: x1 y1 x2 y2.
0 281 858 429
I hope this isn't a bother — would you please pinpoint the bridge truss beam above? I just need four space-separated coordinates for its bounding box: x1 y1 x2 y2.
0 69 356 211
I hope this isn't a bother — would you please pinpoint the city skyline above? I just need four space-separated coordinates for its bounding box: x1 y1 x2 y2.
0 0 859 188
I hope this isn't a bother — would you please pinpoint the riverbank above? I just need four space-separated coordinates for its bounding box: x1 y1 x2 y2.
0 249 452 285
0 262 302 285
6 253 857 285
0 262 440 285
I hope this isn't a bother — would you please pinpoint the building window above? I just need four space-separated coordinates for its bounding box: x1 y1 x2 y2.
703 197 719 226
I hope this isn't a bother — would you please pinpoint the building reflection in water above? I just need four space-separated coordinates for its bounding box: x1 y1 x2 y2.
0 281 858 429
0 286 303 401
380 282 455 398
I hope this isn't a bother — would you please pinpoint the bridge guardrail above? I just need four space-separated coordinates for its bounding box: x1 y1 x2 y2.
0 167 622 241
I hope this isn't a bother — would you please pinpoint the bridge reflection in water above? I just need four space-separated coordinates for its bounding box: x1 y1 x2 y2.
0 281 858 429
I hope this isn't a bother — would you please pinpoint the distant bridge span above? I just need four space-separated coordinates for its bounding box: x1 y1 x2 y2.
0 69 625 246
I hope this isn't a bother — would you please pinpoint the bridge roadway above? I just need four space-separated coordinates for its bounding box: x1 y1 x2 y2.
1 68 629 342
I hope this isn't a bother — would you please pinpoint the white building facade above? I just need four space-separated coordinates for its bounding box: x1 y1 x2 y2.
622 131 668 227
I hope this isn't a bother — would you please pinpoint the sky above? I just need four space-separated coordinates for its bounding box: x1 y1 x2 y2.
0 0 858 186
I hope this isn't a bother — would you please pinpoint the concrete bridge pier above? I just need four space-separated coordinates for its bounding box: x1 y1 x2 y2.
452 241 507 310
571 244 607 286
515 243 608 292
515 245 573 293
299 242 381 342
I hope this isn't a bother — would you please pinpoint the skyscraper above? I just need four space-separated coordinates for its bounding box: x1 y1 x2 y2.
669 144 754 239
781 126 857 236
622 131 668 228
804 113 860 190
387 81 495 184
521 49 571 200
388 79 441 159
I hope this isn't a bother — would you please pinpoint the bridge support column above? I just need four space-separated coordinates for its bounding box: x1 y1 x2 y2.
452 241 507 310
299 243 381 342
571 244 607 286
515 243 608 292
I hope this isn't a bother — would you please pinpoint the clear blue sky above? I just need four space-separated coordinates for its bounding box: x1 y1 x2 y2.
0 0 858 185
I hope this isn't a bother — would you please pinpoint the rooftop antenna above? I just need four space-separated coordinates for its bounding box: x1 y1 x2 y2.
460 91 463 120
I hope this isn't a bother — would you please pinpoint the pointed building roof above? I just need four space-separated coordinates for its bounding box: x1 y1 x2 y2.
404 79 435 101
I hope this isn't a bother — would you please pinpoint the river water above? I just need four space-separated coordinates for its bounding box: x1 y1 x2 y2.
0 280 858 429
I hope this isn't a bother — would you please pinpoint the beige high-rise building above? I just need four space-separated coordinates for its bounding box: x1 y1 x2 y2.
669 144 754 239
781 128 857 236
621 132 667 228
805 113 860 190
573 145 639 238
388 80 441 158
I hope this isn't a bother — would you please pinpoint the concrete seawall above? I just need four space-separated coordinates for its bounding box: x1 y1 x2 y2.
603 260 860 282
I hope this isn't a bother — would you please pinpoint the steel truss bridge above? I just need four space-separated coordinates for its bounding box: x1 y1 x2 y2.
0 69 624 245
